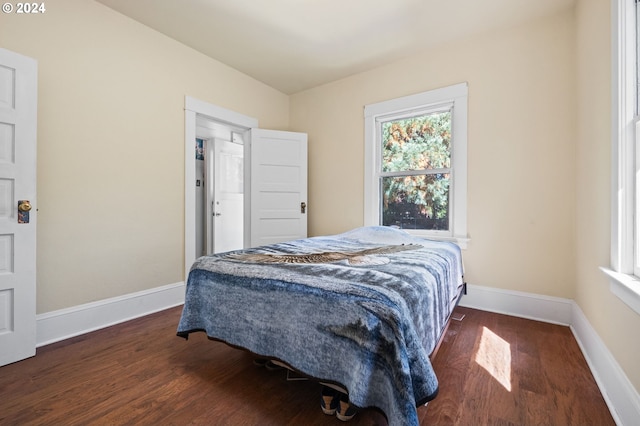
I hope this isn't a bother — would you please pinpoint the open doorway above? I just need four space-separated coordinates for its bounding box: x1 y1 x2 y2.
194 117 245 257
184 96 259 278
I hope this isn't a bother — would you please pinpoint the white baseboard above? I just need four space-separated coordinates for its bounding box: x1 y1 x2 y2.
570 302 640 426
459 283 573 325
36 281 185 347
460 283 639 426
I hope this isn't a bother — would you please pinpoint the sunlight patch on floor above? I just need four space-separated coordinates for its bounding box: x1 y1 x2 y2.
475 326 512 391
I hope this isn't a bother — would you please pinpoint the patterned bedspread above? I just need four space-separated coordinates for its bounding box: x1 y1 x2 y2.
176 226 465 426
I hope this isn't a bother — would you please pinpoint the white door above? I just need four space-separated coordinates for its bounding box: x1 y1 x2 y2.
0 49 37 366
212 138 244 253
249 129 307 247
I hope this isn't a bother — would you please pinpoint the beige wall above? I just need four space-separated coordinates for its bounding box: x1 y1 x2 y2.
0 0 290 312
575 0 640 390
291 10 577 299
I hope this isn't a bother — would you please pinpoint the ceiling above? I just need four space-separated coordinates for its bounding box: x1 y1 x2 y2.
95 0 575 95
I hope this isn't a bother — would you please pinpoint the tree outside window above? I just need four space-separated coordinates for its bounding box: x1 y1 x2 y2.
380 111 452 230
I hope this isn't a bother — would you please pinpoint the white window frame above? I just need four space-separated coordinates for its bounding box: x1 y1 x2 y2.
601 0 640 315
364 82 469 248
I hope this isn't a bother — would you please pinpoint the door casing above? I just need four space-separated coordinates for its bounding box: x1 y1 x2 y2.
184 97 256 279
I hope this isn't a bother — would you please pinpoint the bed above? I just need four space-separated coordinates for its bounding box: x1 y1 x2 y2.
176 226 466 426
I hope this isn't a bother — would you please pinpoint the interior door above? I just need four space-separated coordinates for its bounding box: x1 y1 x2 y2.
0 48 37 366
213 138 244 253
249 129 307 247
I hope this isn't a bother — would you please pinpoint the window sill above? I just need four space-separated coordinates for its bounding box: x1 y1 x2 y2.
446 236 469 250
600 267 640 315
407 231 469 249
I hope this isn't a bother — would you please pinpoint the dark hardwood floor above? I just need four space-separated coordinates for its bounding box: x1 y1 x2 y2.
0 306 614 425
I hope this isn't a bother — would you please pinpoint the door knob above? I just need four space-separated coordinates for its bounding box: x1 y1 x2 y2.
300 202 306 214
18 200 32 212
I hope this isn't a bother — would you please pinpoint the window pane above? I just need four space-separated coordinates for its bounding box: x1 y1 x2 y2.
381 174 449 230
381 111 451 172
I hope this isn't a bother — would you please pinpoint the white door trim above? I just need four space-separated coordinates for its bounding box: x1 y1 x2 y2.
184 96 257 279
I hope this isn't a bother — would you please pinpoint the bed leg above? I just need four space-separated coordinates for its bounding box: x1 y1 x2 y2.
451 312 466 321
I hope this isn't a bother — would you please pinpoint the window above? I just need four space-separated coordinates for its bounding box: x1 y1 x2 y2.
364 83 468 247
603 0 640 314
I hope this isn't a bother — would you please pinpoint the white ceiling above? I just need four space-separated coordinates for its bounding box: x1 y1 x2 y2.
95 0 575 95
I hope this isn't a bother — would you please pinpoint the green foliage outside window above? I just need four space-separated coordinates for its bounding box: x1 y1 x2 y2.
381 111 451 230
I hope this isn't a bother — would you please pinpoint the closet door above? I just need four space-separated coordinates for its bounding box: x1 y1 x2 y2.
249 129 307 247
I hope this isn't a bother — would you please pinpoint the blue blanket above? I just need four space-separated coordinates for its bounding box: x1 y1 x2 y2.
177 226 465 426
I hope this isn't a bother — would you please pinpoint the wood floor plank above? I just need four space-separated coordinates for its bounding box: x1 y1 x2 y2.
0 305 615 425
